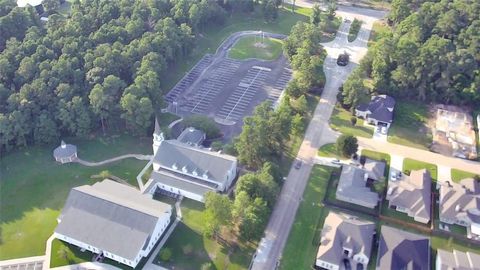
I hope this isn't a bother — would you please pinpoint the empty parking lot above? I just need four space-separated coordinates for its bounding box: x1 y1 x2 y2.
165 31 292 137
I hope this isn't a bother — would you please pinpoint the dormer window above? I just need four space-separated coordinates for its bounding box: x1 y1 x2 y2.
203 170 209 179
172 163 178 170
192 169 198 176
182 166 188 173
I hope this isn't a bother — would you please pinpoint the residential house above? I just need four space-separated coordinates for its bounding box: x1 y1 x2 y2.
434 106 477 159
336 165 379 209
376 226 430 270
355 95 395 128
386 169 432 224
17 0 44 13
436 249 480 270
144 119 237 202
54 179 172 268
439 178 480 239
315 212 375 270
363 158 386 181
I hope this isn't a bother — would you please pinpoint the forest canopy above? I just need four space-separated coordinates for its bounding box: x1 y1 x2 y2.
362 0 480 106
0 0 254 151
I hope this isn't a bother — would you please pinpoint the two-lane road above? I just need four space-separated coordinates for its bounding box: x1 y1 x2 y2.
250 9 385 270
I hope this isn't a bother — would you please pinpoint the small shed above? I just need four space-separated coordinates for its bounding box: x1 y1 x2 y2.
53 140 77 164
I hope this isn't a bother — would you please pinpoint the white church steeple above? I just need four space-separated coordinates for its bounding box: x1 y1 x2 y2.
153 117 164 155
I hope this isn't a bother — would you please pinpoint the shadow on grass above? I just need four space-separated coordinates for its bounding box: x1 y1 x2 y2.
157 223 214 270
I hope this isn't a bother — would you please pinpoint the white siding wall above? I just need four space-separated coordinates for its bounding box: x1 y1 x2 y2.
150 182 204 202
53 233 136 267
315 259 339 270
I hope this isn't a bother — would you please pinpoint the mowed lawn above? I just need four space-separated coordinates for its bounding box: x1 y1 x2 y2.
451 169 479 182
229 36 283 60
317 143 340 158
156 199 255 270
388 101 432 150
0 135 152 260
402 158 438 181
330 106 374 138
280 165 333 270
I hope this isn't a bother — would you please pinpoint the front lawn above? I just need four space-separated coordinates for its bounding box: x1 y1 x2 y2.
156 199 255 270
0 135 152 260
451 169 478 183
317 143 340 158
387 101 432 150
280 165 333 270
228 36 283 60
402 158 438 181
329 106 374 138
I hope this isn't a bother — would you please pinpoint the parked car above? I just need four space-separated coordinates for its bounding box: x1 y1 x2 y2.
344 18 351 23
294 160 302 169
337 52 349 66
331 159 341 165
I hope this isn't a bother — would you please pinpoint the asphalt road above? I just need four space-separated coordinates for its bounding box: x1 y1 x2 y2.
250 8 385 270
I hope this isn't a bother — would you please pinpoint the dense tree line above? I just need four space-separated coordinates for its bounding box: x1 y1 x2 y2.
204 162 281 241
0 0 263 152
283 21 327 98
344 0 480 108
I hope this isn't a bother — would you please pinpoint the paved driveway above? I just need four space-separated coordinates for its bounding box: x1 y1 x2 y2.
250 8 384 270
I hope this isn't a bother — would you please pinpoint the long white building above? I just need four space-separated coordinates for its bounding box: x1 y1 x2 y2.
54 179 172 268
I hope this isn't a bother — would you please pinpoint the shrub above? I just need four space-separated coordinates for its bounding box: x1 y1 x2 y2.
158 248 172 262
182 115 221 139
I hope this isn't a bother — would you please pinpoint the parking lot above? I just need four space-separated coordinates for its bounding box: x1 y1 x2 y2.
165 32 292 138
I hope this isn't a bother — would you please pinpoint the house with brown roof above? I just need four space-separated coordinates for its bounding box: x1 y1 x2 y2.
439 178 480 240
315 212 376 270
386 169 432 224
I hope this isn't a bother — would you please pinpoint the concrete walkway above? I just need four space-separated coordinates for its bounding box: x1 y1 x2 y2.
74 154 152 167
143 198 183 270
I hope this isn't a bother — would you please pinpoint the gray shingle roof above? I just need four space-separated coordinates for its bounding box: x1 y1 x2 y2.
336 166 379 208
377 226 430 270
440 178 480 225
386 169 432 222
317 212 375 266
153 140 236 184
147 170 214 196
177 127 205 146
437 249 480 270
363 158 386 181
356 95 395 123
55 180 171 261
53 141 77 158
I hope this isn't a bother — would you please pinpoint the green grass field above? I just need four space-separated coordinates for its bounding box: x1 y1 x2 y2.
348 18 363 42
387 101 432 150
229 36 283 60
402 158 438 181
50 239 90 268
451 169 478 183
280 165 332 270
156 199 255 270
0 135 151 260
330 106 374 138
317 143 340 158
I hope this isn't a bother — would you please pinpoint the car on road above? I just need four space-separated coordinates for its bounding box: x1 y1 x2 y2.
294 160 302 169
331 159 341 165
344 18 351 23
337 52 349 66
